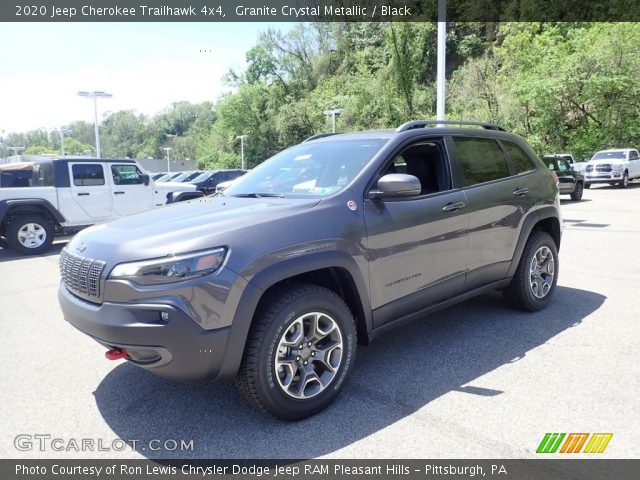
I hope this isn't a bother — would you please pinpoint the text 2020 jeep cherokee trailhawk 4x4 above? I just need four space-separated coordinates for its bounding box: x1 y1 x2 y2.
58 121 562 420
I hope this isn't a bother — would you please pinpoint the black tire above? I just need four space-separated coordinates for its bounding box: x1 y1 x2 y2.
236 283 357 421
570 182 583 201
504 231 558 312
619 172 629 188
584 183 591 189
5 215 54 255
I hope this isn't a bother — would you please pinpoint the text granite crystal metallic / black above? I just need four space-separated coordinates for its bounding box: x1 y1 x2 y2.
58 120 562 420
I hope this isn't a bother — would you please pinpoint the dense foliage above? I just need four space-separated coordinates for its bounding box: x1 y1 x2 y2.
2 22 638 167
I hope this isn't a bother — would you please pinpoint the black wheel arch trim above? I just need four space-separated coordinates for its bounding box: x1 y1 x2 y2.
217 250 371 379
506 207 561 279
0 198 65 226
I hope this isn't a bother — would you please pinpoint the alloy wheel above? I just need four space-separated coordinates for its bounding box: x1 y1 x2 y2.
274 312 343 399
529 246 555 299
17 223 47 249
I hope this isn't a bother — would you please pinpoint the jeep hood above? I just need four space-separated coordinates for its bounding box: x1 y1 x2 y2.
66 196 320 265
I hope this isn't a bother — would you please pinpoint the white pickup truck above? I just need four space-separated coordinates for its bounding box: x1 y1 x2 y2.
0 158 201 254
584 148 640 188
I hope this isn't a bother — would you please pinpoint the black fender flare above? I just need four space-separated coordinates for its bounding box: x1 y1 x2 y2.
165 191 205 204
216 250 371 378
0 198 65 226
506 206 561 278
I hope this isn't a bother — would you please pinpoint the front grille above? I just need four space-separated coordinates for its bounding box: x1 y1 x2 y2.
586 165 593 172
59 249 106 298
596 164 612 172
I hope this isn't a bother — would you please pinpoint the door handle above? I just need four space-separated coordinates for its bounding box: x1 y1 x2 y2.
513 187 529 197
114 191 125 195
442 201 466 212
77 193 90 196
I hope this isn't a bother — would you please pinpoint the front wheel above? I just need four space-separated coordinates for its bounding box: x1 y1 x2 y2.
570 182 583 201
504 231 558 312
6 215 54 255
584 183 591 189
619 172 629 188
236 283 357 420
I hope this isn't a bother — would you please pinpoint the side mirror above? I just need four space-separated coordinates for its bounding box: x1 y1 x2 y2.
369 174 421 199
140 174 150 186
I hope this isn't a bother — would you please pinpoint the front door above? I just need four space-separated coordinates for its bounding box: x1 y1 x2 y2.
628 150 640 178
364 138 469 328
109 163 154 216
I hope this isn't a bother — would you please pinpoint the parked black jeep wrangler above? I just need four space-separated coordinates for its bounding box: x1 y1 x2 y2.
58 121 562 420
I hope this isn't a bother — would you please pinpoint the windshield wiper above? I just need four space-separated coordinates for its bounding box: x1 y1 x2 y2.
230 192 285 198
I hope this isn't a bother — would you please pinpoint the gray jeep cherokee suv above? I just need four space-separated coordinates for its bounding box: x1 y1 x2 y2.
58 120 561 420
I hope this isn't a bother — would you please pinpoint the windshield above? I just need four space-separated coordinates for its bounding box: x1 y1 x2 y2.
224 139 387 198
171 172 192 182
593 151 625 160
191 171 213 183
183 171 203 181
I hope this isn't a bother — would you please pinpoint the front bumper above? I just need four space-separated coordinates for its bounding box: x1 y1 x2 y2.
585 173 623 183
58 283 230 383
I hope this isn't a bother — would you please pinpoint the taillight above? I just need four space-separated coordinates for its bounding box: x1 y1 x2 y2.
549 170 559 186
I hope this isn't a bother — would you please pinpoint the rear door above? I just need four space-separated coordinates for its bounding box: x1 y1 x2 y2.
109 163 154 216
67 162 113 222
450 136 537 289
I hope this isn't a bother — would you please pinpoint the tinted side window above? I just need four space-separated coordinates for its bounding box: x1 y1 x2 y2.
37 163 55 186
503 141 535 174
453 137 509 186
72 164 104 186
111 164 142 185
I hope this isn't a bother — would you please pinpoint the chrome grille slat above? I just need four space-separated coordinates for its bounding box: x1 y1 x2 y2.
59 249 105 298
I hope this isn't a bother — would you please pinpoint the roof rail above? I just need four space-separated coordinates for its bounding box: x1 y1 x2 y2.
396 120 506 132
302 132 340 143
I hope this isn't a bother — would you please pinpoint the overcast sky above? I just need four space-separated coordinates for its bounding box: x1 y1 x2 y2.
0 22 293 135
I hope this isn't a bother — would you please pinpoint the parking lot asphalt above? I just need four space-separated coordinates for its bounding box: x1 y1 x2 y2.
1 183 638 460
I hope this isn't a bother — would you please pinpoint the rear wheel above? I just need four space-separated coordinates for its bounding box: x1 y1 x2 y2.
236 283 357 420
6 215 54 255
570 182 583 201
504 231 558 312
584 182 591 189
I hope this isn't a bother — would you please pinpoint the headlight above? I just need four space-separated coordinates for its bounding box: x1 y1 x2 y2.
612 164 624 171
109 248 226 285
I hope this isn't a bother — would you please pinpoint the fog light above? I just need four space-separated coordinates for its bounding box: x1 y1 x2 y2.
160 312 170 321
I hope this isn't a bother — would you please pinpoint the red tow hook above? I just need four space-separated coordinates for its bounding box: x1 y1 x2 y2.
105 348 128 360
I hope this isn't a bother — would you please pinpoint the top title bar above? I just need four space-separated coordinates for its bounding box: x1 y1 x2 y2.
2 0 640 22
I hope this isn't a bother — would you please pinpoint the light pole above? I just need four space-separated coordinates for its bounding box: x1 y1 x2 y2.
78 90 112 158
163 147 173 172
236 135 247 170
436 0 446 125
323 108 344 133
54 128 72 156
8 146 25 158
